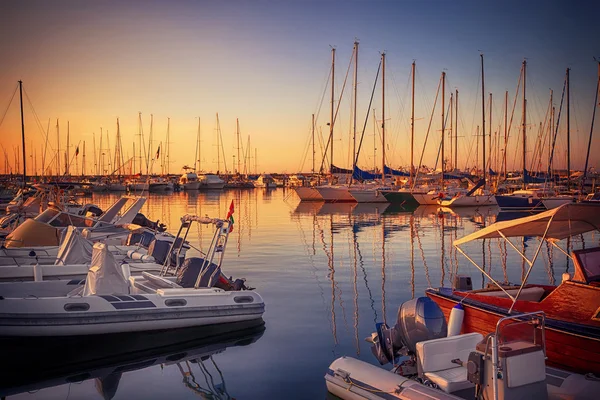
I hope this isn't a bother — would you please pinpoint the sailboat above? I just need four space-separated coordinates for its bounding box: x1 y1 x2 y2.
348 52 391 203
180 119 202 190
314 42 359 203
439 54 497 207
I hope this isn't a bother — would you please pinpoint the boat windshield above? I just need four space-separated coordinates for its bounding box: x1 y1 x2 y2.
573 247 600 283
35 209 60 223
49 213 95 228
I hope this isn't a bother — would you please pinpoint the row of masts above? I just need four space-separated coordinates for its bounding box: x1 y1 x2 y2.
4 105 262 178
307 47 598 191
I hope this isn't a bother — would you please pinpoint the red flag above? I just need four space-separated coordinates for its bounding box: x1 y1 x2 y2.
75 146 79 156
226 200 234 232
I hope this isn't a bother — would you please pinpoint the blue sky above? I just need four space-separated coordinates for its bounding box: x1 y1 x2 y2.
0 0 598 174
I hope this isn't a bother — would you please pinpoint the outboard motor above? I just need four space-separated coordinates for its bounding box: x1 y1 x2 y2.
176 257 247 291
372 297 447 365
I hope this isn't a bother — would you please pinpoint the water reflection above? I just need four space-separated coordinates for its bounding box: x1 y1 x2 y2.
1 321 265 399
288 198 588 359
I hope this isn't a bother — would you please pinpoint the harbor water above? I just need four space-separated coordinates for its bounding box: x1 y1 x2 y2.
3 188 588 399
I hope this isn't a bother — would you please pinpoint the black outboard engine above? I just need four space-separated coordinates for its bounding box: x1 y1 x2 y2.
176 257 247 291
147 237 186 266
372 297 447 365
132 213 167 232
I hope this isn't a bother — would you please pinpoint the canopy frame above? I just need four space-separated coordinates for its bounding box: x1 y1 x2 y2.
455 213 557 313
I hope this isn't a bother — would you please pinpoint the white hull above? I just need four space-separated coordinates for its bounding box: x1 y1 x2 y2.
315 186 356 202
439 195 497 207
0 280 265 336
183 181 201 190
201 182 226 190
542 197 574 210
348 189 388 203
412 192 441 205
294 187 323 201
129 182 149 191
149 183 172 192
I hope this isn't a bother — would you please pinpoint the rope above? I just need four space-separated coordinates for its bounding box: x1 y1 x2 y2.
0 83 18 128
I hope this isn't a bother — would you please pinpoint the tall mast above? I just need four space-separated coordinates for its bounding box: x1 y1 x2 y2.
566 67 570 190
330 47 336 175
56 119 60 177
410 62 415 182
99 126 103 175
18 81 26 185
481 53 486 186
504 91 508 181
66 121 70 176
312 113 315 174
236 118 241 174
194 117 200 171
352 41 359 173
216 113 221 174
132 142 135 176
166 117 170 175
93 133 97 176
138 113 142 175
449 93 453 170
455 89 458 173
148 114 154 176
489 92 492 178
82 141 86 176
441 71 445 188
522 60 527 189
549 91 554 176
381 51 385 183
583 61 600 186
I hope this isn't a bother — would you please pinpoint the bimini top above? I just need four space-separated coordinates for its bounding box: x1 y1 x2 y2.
454 203 600 246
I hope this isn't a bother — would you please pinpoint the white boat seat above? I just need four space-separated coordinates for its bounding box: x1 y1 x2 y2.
416 332 483 394
424 368 472 393
475 286 545 302
141 271 182 289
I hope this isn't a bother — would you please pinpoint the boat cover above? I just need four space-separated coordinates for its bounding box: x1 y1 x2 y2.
454 203 600 246
54 225 94 266
4 218 61 248
83 243 129 296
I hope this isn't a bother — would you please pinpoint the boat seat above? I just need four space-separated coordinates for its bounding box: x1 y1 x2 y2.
141 271 182 289
475 286 545 302
416 332 483 394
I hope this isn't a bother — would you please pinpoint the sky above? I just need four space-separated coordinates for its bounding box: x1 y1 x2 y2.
0 0 598 176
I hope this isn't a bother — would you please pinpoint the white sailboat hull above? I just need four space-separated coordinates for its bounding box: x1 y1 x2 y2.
542 197 574 210
294 187 323 201
348 189 388 203
439 195 497 207
183 182 201 190
315 186 356 202
412 192 441 205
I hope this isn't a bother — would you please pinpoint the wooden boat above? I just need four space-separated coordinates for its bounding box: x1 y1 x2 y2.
426 203 600 375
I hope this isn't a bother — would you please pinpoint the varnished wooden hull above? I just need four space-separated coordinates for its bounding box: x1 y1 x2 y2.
426 287 600 375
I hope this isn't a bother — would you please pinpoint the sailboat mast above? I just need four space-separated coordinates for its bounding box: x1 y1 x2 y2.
455 89 458 173
66 121 70 176
489 92 492 178
441 71 445 188
82 141 86 176
138 113 142 175
167 117 170 175
481 53 486 186
381 52 385 183
194 117 200 172
522 60 527 189
216 113 221 174
18 81 26 185
449 93 453 171
57 119 60 177
330 48 335 176
410 62 415 182
504 91 508 181
236 118 241 174
583 61 600 186
312 113 315 174
352 41 359 173
566 67 570 190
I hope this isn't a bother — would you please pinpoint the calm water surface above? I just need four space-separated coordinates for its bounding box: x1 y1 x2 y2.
6 188 592 399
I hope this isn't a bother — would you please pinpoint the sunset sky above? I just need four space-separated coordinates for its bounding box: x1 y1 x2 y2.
0 0 598 176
